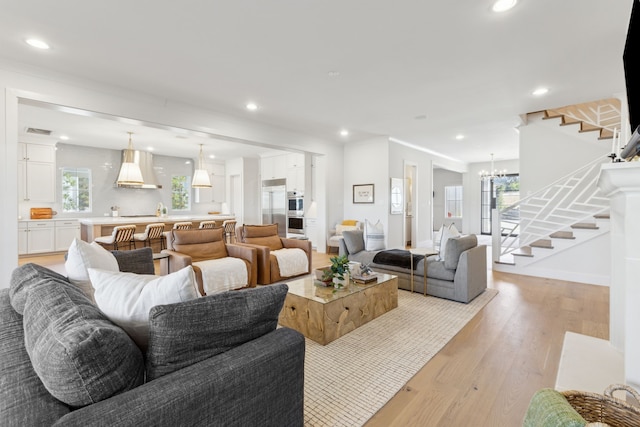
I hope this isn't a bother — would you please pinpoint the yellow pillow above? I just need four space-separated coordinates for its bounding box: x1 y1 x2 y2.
342 220 358 226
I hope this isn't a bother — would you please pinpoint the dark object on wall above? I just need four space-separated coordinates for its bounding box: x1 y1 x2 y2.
624 0 640 132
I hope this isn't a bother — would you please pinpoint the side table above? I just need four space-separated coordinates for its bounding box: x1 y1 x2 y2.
409 248 438 295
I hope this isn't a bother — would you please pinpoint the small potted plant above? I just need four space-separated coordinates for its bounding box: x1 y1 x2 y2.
325 255 351 289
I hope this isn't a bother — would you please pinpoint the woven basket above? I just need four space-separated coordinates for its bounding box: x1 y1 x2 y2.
561 384 640 426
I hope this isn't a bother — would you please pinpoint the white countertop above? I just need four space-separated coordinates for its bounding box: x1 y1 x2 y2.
78 214 235 226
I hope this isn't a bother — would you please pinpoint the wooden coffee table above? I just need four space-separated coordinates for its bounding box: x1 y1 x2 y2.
278 273 398 345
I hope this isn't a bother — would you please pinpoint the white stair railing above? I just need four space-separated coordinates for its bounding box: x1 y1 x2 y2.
492 155 611 263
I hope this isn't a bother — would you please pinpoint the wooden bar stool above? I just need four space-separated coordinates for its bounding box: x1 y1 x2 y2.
173 222 193 230
198 220 217 229
133 223 166 250
222 220 237 244
94 225 137 250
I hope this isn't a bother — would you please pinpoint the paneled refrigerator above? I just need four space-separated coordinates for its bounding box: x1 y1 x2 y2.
261 178 287 237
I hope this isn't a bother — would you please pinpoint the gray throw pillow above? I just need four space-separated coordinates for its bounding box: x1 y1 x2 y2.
342 230 365 254
111 247 155 275
146 283 288 380
9 263 145 407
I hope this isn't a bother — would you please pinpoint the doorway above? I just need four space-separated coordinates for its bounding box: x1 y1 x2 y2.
404 163 417 248
480 174 520 235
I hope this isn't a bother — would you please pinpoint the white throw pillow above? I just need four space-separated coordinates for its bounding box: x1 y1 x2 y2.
365 219 385 251
65 238 119 303
439 224 461 262
88 266 199 350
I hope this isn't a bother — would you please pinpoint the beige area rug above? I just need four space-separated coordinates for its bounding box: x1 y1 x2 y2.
303 288 499 426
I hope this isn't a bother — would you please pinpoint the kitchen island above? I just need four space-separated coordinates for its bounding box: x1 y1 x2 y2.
79 215 235 243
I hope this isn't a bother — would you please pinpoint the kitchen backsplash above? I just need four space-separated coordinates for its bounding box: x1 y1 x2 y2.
18 143 224 220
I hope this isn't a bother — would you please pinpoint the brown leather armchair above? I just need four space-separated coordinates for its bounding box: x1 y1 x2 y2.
236 224 312 285
161 228 257 295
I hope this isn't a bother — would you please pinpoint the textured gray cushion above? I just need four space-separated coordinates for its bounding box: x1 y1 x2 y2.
444 234 478 270
146 283 289 380
342 229 365 255
426 259 456 281
0 289 70 425
9 263 145 407
111 247 155 274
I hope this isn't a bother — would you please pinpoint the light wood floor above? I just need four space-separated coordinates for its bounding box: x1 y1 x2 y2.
20 251 609 426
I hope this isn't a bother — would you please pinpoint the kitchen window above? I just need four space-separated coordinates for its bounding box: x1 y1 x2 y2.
171 175 191 211
62 167 92 213
444 185 463 218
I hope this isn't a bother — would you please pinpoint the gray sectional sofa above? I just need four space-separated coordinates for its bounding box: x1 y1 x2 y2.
0 256 305 426
339 230 487 303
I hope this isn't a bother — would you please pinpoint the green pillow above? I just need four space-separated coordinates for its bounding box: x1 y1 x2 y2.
523 388 586 427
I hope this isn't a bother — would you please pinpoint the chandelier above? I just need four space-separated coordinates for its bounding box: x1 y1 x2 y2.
478 153 507 180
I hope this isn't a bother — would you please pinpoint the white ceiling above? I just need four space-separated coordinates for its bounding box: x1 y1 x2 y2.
1 1 634 163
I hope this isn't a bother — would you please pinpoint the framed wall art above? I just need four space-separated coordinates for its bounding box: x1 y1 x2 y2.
353 184 375 204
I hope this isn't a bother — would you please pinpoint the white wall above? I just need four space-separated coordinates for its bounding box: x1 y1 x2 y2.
520 114 611 197
343 137 390 245
0 64 342 287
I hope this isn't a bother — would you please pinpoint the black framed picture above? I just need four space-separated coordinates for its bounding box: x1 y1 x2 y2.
353 184 374 203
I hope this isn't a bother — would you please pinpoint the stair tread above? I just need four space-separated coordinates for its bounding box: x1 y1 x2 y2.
594 213 610 219
513 252 534 257
571 223 599 229
549 231 576 239
495 260 516 266
530 239 554 249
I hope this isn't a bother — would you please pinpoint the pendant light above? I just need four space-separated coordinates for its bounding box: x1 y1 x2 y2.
117 132 144 185
192 144 212 188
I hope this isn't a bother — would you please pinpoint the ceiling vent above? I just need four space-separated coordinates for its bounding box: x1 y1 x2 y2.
26 127 52 136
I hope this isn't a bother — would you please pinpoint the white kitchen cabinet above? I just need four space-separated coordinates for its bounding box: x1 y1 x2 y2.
211 174 226 202
18 142 56 163
18 142 56 202
286 153 305 193
55 220 80 251
19 219 79 254
20 221 56 254
261 155 287 180
305 218 318 249
18 222 28 255
194 162 226 203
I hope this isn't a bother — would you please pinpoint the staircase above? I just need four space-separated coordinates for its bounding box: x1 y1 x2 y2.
533 98 622 140
492 98 620 285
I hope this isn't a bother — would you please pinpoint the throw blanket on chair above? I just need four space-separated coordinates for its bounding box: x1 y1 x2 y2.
193 257 248 295
272 248 308 277
372 249 423 270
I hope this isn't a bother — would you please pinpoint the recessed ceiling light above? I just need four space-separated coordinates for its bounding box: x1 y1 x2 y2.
26 38 50 49
455 134 465 140
328 71 341 77
532 87 549 96
340 129 349 137
208 154 215 159
147 146 154 151
246 102 258 111
492 0 517 13
59 135 69 140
